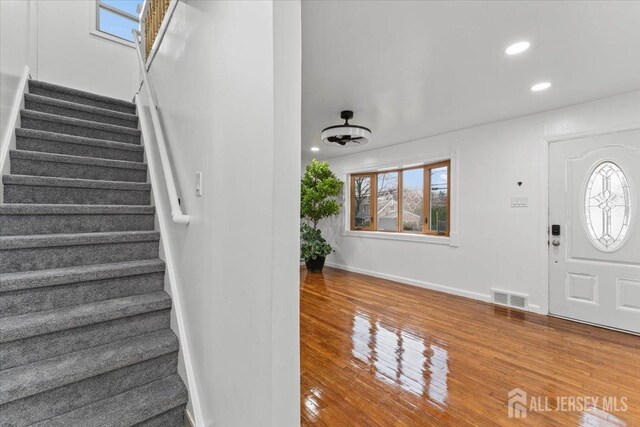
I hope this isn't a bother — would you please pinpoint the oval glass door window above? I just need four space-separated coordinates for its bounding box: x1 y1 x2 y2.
584 161 632 252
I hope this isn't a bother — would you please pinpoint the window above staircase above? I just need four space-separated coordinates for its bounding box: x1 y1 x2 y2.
92 0 143 47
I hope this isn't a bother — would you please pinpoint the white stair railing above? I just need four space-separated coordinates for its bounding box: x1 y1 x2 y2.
132 29 189 225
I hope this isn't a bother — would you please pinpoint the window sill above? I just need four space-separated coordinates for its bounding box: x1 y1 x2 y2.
90 30 135 49
343 230 457 246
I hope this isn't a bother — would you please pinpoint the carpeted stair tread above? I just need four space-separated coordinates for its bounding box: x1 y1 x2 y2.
9 149 148 182
0 204 156 236
0 230 160 250
21 110 141 144
30 374 187 427
10 150 147 170
1 352 178 426
15 128 144 162
135 405 186 427
3 174 151 205
0 203 154 215
24 93 139 128
0 232 160 273
3 174 150 190
21 110 141 136
29 80 136 114
0 259 165 293
0 311 171 372
0 328 178 405
0 291 171 343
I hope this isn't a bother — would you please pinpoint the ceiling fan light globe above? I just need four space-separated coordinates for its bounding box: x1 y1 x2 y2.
321 125 371 147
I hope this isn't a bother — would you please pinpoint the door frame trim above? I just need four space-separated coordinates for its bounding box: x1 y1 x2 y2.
540 121 640 316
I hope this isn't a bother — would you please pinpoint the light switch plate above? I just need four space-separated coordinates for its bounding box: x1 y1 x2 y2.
195 172 203 197
511 197 528 207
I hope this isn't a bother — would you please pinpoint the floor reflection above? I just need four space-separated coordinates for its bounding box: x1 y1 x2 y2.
580 407 627 427
351 311 449 409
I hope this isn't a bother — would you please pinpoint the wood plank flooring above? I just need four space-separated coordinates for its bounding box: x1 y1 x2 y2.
300 267 640 426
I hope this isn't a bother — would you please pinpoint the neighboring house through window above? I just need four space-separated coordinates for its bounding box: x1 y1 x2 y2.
96 0 143 43
350 160 450 235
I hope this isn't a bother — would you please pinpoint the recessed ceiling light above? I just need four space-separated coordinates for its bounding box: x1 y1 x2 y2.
531 82 551 92
311 147 320 152
505 41 530 55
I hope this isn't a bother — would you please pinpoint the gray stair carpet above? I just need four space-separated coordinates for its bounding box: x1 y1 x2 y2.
0 80 188 426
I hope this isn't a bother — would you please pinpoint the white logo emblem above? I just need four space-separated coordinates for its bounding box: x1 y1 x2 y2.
508 388 528 419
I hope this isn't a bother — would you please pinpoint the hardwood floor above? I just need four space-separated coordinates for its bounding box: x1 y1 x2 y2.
300 267 640 426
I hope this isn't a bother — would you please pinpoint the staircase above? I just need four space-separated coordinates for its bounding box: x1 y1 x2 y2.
0 80 188 426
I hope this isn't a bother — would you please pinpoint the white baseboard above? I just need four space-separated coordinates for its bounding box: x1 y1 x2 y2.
325 262 543 314
325 262 492 303
185 408 195 427
527 303 545 314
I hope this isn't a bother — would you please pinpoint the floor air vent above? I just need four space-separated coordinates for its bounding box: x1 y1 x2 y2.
492 289 528 310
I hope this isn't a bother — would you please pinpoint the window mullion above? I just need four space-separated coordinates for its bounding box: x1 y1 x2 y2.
371 173 377 231
446 163 451 235
350 176 355 231
424 166 430 234
397 170 402 232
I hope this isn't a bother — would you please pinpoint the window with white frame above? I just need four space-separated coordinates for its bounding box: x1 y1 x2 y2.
96 0 143 43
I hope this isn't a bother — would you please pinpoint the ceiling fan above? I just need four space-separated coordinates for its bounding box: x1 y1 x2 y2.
321 111 372 147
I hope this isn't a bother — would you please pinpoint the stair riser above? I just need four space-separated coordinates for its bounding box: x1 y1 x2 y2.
0 240 159 273
0 213 155 236
137 405 186 427
0 272 164 318
0 310 170 370
21 116 140 144
4 184 150 205
16 135 144 162
25 98 138 128
29 85 136 115
0 352 177 427
11 157 148 182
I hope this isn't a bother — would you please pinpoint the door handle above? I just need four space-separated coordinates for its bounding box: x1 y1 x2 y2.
552 239 560 247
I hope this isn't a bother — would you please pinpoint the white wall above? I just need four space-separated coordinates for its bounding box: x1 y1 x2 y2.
1 0 138 107
320 91 640 313
0 0 36 144
139 1 300 425
35 0 139 100
271 1 302 425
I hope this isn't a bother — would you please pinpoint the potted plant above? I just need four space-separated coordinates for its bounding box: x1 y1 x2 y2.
300 159 344 272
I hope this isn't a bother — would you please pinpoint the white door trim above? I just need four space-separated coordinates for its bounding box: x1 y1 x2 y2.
540 121 640 317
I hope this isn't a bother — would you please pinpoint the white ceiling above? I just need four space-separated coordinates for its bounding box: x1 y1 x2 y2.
302 1 640 161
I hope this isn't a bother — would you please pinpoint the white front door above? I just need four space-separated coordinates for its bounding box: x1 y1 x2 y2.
549 128 640 334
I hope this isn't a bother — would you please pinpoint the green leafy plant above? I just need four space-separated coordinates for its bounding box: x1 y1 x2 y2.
300 223 333 260
300 160 344 261
301 160 344 229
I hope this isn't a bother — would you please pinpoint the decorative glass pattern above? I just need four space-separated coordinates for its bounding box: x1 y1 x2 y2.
584 161 631 252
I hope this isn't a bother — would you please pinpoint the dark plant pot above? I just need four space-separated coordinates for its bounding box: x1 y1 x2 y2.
305 256 326 273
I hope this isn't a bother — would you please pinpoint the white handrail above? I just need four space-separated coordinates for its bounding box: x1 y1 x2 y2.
132 29 189 225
